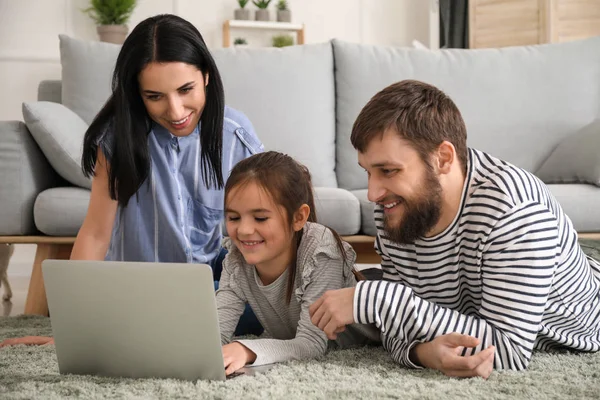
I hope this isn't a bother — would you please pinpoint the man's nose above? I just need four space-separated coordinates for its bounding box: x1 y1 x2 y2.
367 176 387 203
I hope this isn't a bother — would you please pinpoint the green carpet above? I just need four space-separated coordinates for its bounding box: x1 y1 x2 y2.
1 242 599 399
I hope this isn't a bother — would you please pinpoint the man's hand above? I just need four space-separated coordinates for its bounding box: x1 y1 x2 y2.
411 333 495 379
0 336 54 348
222 342 257 376
309 287 356 340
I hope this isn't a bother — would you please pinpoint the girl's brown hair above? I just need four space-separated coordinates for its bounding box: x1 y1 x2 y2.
225 151 352 303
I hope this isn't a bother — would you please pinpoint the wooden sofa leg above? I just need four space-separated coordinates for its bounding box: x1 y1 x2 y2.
24 243 73 316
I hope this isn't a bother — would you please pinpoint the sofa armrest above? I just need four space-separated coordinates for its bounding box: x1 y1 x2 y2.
0 121 61 235
38 80 62 103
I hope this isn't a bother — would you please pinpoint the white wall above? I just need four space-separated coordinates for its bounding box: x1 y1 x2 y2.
0 0 435 121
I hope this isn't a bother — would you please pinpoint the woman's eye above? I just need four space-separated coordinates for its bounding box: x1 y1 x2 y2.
180 87 193 94
227 216 240 222
255 217 268 222
146 95 161 101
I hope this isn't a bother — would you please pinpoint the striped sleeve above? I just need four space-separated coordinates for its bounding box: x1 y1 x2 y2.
354 201 560 370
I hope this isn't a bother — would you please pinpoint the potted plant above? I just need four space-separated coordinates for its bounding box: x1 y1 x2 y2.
233 37 248 46
252 0 271 21
234 0 251 20
272 34 294 47
83 0 137 44
276 0 291 22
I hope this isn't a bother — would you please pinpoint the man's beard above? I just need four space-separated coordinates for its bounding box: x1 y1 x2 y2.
383 166 443 245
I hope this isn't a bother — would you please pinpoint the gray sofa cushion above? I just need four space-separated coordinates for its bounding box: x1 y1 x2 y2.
350 189 377 236
333 37 600 190
32 186 360 237
213 44 338 188
34 187 90 236
536 120 600 187
0 121 61 235
547 184 600 232
313 187 361 235
59 34 119 124
22 102 91 189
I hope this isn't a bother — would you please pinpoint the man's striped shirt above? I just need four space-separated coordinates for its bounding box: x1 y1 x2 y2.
354 148 600 370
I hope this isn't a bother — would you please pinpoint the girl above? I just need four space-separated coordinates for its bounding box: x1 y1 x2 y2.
218 151 380 376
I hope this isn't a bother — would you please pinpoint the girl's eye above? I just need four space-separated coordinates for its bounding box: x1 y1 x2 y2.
255 217 268 222
227 216 240 222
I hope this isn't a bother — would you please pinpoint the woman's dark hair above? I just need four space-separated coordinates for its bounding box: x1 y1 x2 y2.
82 14 225 206
225 151 351 303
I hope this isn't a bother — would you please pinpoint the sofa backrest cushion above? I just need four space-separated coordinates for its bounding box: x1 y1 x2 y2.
59 34 119 125
213 44 337 187
333 37 600 190
57 35 338 188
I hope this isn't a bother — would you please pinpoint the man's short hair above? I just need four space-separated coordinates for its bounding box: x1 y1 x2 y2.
351 80 468 171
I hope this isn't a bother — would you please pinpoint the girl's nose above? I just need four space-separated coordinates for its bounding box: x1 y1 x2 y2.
237 218 255 235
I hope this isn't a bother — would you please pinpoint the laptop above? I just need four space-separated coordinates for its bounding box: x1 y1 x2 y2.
42 259 270 381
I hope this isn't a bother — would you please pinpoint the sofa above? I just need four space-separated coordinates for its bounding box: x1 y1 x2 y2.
1 35 600 313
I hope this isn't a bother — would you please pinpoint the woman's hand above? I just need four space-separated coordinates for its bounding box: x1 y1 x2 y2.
222 342 257 376
0 336 54 348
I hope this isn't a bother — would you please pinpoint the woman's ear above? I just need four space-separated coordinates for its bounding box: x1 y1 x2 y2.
204 73 210 87
292 204 311 232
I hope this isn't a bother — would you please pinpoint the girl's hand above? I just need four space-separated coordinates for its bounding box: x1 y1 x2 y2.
222 342 257 376
0 336 54 348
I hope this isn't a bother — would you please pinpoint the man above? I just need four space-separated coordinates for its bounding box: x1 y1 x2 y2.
309 80 600 379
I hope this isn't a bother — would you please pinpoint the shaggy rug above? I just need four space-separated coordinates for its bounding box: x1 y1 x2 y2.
1 240 599 399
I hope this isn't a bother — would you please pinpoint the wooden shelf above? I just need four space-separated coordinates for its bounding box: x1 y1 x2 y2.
223 19 305 47
227 20 303 31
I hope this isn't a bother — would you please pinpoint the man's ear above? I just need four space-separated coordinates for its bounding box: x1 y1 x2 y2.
435 141 456 175
292 204 311 232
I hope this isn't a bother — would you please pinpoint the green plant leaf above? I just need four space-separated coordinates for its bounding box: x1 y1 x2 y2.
83 0 137 25
252 0 272 10
276 0 288 11
272 34 294 47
